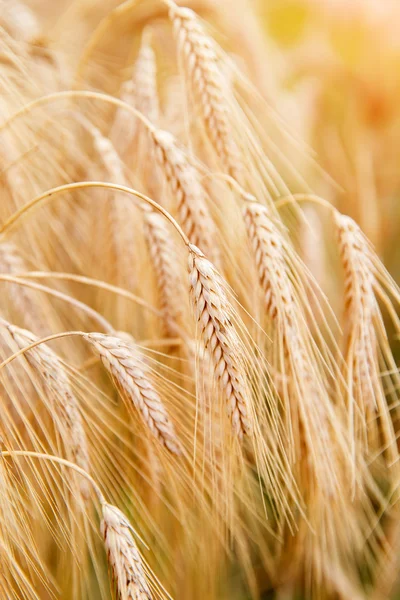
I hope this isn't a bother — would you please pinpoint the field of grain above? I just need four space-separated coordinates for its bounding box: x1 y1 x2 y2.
1 1 400 599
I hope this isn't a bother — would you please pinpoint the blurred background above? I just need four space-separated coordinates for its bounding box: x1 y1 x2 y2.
256 0 400 276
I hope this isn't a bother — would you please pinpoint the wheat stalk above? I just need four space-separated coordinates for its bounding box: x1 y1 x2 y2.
188 243 252 439
242 203 366 593
335 213 376 324
1 319 90 494
166 2 241 180
101 502 152 600
84 332 181 454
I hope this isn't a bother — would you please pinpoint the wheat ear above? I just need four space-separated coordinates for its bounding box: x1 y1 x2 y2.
132 29 159 126
243 202 297 329
143 210 185 336
335 212 379 413
188 244 252 439
166 2 241 180
101 502 152 600
111 28 159 150
150 128 219 264
84 333 180 455
334 213 397 458
2 320 90 493
243 202 338 485
86 121 136 290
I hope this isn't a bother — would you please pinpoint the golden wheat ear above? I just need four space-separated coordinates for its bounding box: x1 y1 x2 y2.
84 332 181 455
101 502 153 600
111 27 160 150
143 209 187 337
0 319 91 496
334 212 400 469
148 128 220 265
242 200 374 595
165 1 241 181
188 243 253 439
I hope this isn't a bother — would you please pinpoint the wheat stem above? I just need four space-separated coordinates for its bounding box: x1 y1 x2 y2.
0 181 189 246
11 271 161 315
0 275 113 332
0 331 85 370
1 450 105 503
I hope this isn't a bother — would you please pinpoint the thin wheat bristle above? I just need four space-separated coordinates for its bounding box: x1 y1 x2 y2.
143 209 185 336
150 128 219 263
1 319 90 492
167 3 241 180
84 332 181 455
188 243 252 439
101 502 152 600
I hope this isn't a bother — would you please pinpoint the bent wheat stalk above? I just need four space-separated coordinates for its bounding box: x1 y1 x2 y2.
2 180 252 440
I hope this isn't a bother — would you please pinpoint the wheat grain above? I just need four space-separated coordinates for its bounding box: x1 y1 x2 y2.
243 202 336 485
87 123 137 291
101 502 152 600
188 244 252 438
90 125 125 184
84 332 181 454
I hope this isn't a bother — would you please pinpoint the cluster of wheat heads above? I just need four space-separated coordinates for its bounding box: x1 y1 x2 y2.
0 0 400 599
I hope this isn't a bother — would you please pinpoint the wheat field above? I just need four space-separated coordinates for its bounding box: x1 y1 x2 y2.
0 0 400 599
